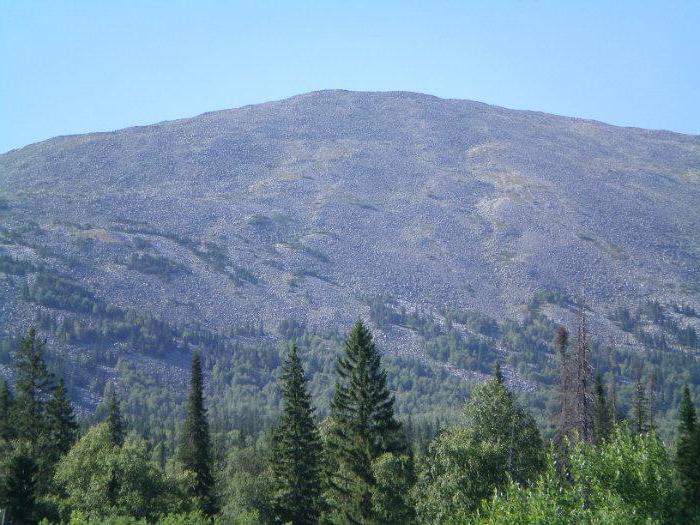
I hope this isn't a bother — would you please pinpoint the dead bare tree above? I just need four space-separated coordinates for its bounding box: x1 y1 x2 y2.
573 312 594 443
555 313 595 448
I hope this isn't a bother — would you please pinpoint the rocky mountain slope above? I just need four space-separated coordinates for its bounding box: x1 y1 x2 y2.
1 90 699 420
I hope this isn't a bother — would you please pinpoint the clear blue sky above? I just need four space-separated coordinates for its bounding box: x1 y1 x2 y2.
1 1 699 153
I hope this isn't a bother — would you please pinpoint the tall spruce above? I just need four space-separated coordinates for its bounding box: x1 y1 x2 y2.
633 370 649 434
178 352 216 515
325 320 405 524
676 385 700 505
0 379 14 441
106 388 125 446
45 379 79 461
270 344 323 525
12 328 53 449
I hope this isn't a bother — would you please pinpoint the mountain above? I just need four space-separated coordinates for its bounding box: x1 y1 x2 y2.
1 90 699 431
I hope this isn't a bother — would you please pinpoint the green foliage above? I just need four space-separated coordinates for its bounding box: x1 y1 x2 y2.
571 426 682 522
126 252 186 280
269 345 323 524
370 452 417 524
45 378 79 466
676 385 700 507
414 379 545 522
0 253 41 275
54 423 177 521
0 440 39 523
477 427 682 524
0 379 14 441
2 311 700 522
13 327 53 449
474 451 638 524
107 389 126 446
219 444 274 524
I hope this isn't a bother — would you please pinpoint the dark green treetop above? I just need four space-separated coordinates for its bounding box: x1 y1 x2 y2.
270 344 323 525
325 320 406 524
178 352 216 515
106 387 125 447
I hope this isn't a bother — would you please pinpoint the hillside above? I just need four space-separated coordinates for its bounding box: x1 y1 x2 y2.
1 90 699 434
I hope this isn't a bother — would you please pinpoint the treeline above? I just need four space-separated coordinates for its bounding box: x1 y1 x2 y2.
2 318 700 524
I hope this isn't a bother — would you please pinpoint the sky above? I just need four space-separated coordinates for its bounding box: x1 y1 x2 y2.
1 1 699 153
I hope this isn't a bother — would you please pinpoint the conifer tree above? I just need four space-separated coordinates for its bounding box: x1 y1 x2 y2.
46 379 79 460
495 361 504 384
633 371 649 434
676 385 700 505
12 328 53 449
270 344 323 525
325 320 406 524
178 352 216 515
106 388 126 446
1 447 38 523
0 379 14 441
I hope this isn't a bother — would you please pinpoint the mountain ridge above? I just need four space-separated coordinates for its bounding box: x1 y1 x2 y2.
5 89 698 156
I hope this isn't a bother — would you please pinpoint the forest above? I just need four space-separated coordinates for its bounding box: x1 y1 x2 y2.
2 316 700 525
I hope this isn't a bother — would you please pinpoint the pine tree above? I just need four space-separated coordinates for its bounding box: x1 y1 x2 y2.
270 344 323 525
45 379 79 461
593 374 611 443
106 388 125 446
0 379 14 441
676 385 700 505
325 320 406 524
494 361 504 384
12 328 53 450
178 353 216 515
633 370 649 434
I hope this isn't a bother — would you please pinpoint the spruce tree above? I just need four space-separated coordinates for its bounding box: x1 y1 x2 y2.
270 344 323 525
178 352 216 515
2 447 38 523
494 361 504 384
633 371 649 434
106 388 125 446
325 320 405 524
46 379 79 460
12 328 53 449
0 379 14 441
679 385 697 436
676 385 700 505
